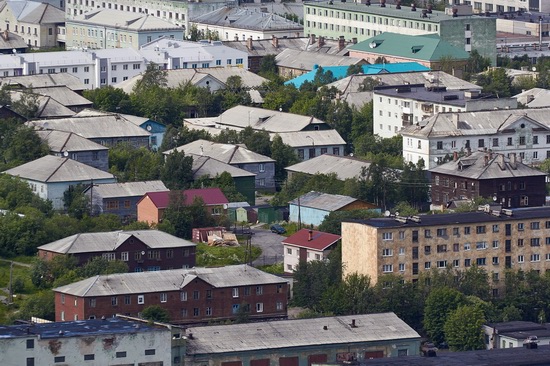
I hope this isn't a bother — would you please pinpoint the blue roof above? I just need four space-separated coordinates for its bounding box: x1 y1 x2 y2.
284 62 430 88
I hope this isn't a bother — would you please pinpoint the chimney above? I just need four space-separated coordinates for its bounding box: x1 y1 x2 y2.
247 37 253 50
452 113 459 128
427 4 433 13
308 230 313 241
338 35 345 51
411 3 416 11
352 37 357 44
452 7 458 17
484 154 489 166
272 35 278 48
310 33 316 44
234 34 239 41
510 153 516 168
318 36 324 47
351 319 357 328
2 30 8 41
498 154 506 170
396 0 401 9
380 0 386 7
466 147 471 156
453 151 458 161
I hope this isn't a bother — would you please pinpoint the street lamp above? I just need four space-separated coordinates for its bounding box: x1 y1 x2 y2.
305 135 315 146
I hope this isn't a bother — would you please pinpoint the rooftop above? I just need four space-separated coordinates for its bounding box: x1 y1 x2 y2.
38 229 195 254
285 154 372 180
0 73 86 92
54 264 286 296
141 187 229 209
514 88 550 108
2 0 65 24
185 312 420 355
290 191 360 211
282 228 341 251
276 130 346 147
276 48 363 71
36 130 108 153
224 36 352 57
70 9 183 31
191 155 256 179
88 180 167 198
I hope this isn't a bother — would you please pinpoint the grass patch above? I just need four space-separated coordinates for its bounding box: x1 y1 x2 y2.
0 260 36 295
256 262 284 275
196 243 261 267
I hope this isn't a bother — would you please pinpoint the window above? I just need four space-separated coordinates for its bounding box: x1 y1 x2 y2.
27 339 34 349
116 351 126 358
518 239 524 247
382 248 393 257
145 349 155 356
111 296 118 306
121 251 128 261
54 356 65 363
205 307 212 316
464 227 471 235
382 232 393 240
436 141 443 150
478 139 484 148
492 224 499 233
437 260 447 268
133 63 141 70
193 290 199 300
531 222 540 230
476 226 486 234
424 229 431 238
519 136 526 145
399 263 405 272
123 64 128 70
424 246 431 255
518 223 525 231
464 259 471 267
437 228 447 237
244 287 250 296
531 254 541 262
89 298 96 307
232 288 239 298
453 243 460 252
124 295 131 305
453 227 460 236
453 259 459 267
492 138 499 147
464 243 471 251
84 354 94 361
111 77 117 83
160 293 167 303
382 264 393 273
424 262 431 269
492 257 499 265
193 308 199 316
256 303 264 312
476 241 487 250
102 253 115 261
84 79 89 85
256 286 263 295
287 248 292 255
492 240 499 249
518 255 524 263
531 238 541 247
138 295 144 304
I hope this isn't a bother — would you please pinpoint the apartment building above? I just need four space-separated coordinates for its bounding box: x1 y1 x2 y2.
449 0 550 13
374 85 517 138
342 206 550 296
303 1 497 65
401 108 550 169
53 264 288 324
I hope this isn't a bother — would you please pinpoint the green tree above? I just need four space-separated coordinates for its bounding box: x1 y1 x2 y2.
258 54 278 78
160 125 212 152
12 90 40 119
346 64 364 76
424 287 466 344
444 304 486 351
318 209 381 235
476 68 512 97
17 291 55 321
109 144 163 182
83 86 133 113
141 305 170 322
160 150 193 190
77 257 128 278
63 183 90 219
270 135 298 188
1 125 49 169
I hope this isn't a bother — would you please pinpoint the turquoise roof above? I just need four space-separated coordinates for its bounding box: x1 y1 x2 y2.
349 32 470 62
285 62 429 88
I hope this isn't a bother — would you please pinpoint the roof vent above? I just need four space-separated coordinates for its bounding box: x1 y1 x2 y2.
323 325 328 330
501 209 513 216
410 216 421 223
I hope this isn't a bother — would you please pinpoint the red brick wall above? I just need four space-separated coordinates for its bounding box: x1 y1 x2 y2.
55 292 86 321
56 279 288 324
137 196 163 224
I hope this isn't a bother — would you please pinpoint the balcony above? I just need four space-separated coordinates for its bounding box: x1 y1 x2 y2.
402 113 413 126
421 103 433 113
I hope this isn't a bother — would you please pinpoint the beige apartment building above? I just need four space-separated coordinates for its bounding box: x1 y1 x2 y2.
342 207 550 296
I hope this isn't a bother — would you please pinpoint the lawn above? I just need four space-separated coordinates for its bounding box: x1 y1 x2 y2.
196 243 261 267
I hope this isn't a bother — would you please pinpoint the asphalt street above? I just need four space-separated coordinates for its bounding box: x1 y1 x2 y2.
250 227 285 266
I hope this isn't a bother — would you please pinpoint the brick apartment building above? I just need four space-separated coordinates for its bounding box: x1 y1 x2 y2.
342 207 550 297
37 230 196 272
53 265 288 324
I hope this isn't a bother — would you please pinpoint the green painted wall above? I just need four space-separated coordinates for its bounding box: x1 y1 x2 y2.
235 176 256 205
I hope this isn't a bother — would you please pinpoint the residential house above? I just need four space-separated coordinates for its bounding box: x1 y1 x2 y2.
429 151 547 210
341 206 550 295
137 188 229 225
483 321 550 350
349 33 471 78
10 90 76 118
86 180 168 220
0 104 26 121
27 86 93 112
3 155 116 210
303 1 497 65
190 155 256 205
471 0 549 13
191 7 303 42
223 34 353 73
277 130 346 161
0 73 86 93
27 109 151 148
514 88 550 108
184 313 421 365
0 29 27 53
400 108 550 169
285 62 430 89
0 318 172 365
283 228 341 273
0 0 65 49
38 229 196 272
285 154 372 182
325 70 481 109
36 129 109 171
373 84 517 139
289 191 379 227
66 10 184 50
166 139 275 192
53 264 288 324
275 47 364 78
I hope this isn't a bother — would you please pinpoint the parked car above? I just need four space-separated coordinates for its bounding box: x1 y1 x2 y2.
421 342 438 357
270 224 286 234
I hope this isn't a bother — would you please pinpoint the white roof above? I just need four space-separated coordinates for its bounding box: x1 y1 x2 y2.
89 180 167 198
276 130 346 147
285 154 371 180
69 10 183 31
166 139 274 164
36 130 108 153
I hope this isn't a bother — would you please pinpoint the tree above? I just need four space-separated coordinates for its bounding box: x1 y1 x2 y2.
464 49 493 80
160 150 193 190
318 209 381 235
258 54 278 78
63 183 90 219
444 305 486 351
1 125 49 169
16 291 55 321
78 257 129 278
346 64 364 76
109 144 163 182
12 90 40 119
83 86 133 113
424 287 466 344
270 135 298 188
141 305 170 322
476 68 512 97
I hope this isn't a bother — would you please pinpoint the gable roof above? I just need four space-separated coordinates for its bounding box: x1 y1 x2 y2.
38 229 195 254
276 130 345 147
0 73 86 92
36 130 108 153
10 91 76 118
3 155 115 183
0 30 27 50
4 1 65 24
224 36 352 57
142 188 229 209
349 32 470 62
53 264 286 296
192 7 303 32
285 154 371 180
275 48 363 71
289 191 360 211
88 180 167 198
30 86 92 108
514 88 550 108
70 9 182 31
429 151 547 180
191 155 255 179
185 313 419 355
282 228 340 251
165 139 274 164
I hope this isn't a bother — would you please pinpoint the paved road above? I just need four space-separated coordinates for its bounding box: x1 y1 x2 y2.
250 227 285 267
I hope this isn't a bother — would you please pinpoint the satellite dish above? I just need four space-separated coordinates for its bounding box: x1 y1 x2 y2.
141 251 145 255
369 42 377 48
532 67 537 72
395 211 400 217
12 48 16 55
434 157 439 162
63 151 69 157
384 210 390 217
146 125 152 131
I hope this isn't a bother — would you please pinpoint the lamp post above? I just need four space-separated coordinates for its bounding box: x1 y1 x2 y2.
305 135 315 159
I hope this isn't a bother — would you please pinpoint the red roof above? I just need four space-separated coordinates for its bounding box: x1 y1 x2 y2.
282 229 341 251
141 188 229 209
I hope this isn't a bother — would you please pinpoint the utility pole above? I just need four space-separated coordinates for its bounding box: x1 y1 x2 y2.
9 260 13 304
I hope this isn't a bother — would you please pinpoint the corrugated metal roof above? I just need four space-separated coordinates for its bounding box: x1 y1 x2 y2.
275 130 345 147
275 48 363 71
289 191 359 211
192 7 303 32
166 139 274 164
4 155 115 182
10 91 76 118
70 9 182 31
191 155 255 178
38 229 195 254
6 1 64 24
90 181 167 198
54 264 286 296
185 313 420 354
143 188 229 209
36 130 108 153
223 36 352 57
0 73 86 91
285 154 371 180
514 88 550 108
282 228 340 251
32 86 92 107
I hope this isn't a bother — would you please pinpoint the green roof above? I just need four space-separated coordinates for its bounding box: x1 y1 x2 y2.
349 32 470 62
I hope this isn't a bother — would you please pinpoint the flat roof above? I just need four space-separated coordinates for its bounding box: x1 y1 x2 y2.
374 85 469 107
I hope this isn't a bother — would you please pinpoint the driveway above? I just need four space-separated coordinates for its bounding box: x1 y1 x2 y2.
251 227 285 267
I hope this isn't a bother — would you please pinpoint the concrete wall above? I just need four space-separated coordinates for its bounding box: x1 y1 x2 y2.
38 178 117 210
439 17 497 65
239 161 276 191
289 205 330 227
53 150 109 171
342 222 380 283
193 23 303 42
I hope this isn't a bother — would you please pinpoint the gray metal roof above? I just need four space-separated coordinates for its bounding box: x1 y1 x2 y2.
0 30 28 50
10 90 76 118
289 191 358 211
26 109 151 139
88 180 167 198
285 154 371 180
38 229 195 254
0 73 86 92
275 48 362 71
429 151 547 180
31 86 92 107
224 36 351 57
70 9 182 31
166 139 274 164
514 88 550 108
276 130 346 147
186 313 420 354
4 0 64 24
36 130 108 153
54 264 286 296
4 155 115 183
191 155 256 179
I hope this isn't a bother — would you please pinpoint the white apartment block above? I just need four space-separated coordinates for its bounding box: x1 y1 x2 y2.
449 0 550 13
0 38 248 89
374 85 517 139
401 108 550 169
